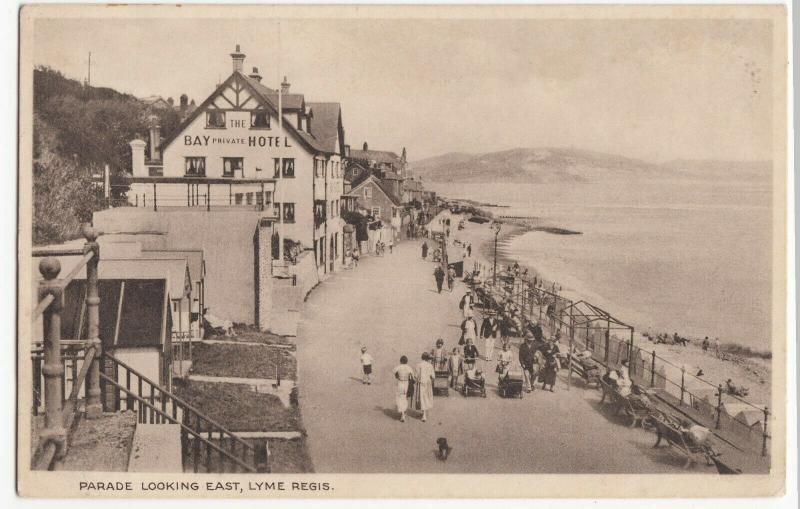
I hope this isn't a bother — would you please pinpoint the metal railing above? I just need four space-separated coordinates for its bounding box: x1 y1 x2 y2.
31 226 103 470
100 353 263 473
468 257 771 463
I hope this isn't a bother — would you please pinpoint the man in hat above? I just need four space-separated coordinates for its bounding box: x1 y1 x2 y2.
433 265 445 293
519 332 537 393
480 310 500 361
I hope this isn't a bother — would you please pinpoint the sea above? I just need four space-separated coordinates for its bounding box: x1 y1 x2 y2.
427 176 774 350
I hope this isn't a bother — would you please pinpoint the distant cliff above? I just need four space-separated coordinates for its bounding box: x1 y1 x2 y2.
410 147 770 183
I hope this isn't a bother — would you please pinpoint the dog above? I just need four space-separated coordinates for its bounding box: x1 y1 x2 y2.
436 437 452 461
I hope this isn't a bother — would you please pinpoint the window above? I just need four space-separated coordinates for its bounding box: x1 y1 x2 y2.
282 158 295 178
264 191 272 207
256 192 263 206
250 111 269 129
352 167 360 176
371 206 381 218
273 158 280 178
222 157 244 177
148 166 163 177
234 193 243 205
314 159 321 178
364 187 372 199
184 157 206 177
246 193 253 205
283 203 295 223
206 111 226 128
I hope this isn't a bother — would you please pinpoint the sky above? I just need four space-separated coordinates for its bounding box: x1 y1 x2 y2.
32 14 775 162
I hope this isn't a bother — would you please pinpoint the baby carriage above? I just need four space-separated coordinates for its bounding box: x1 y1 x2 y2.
432 355 450 396
499 369 524 399
462 367 487 397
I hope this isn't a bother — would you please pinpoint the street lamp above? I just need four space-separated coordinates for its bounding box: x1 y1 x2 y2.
491 221 501 286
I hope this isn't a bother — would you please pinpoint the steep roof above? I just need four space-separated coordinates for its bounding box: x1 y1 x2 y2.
307 102 342 154
350 148 401 166
161 71 340 156
346 175 403 207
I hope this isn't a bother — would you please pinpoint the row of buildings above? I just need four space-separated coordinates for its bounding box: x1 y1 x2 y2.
66 45 435 387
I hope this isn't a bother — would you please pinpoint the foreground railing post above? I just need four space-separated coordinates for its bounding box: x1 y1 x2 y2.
716 384 723 429
84 226 103 418
38 258 67 460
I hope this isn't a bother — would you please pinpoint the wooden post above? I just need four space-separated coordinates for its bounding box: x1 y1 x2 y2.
83 226 103 418
153 183 158 211
650 350 656 387
567 305 574 391
628 329 634 377
206 183 211 211
762 406 769 456
187 184 191 207
680 365 686 405
38 258 67 459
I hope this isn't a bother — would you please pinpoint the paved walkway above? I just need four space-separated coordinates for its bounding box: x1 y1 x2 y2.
296 240 697 473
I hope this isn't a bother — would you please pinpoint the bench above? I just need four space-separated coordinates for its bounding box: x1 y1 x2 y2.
569 355 601 388
599 381 655 428
652 417 715 468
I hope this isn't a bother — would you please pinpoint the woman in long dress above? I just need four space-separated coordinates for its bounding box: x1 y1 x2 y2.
541 349 561 392
393 356 415 422
415 353 436 422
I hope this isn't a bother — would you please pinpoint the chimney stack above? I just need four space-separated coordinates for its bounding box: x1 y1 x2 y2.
148 116 161 161
230 44 246 73
249 67 262 83
281 76 290 94
180 94 188 110
129 139 147 177
363 142 368 151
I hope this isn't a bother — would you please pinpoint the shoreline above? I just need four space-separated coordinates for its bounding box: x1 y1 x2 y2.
440 205 772 405
456 203 772 359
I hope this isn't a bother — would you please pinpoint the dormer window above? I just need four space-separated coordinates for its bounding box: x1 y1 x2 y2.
297 115 303 131
251 111 269 129
206 111 226 128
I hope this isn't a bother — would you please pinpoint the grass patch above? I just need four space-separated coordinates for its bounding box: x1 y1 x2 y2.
175 379 301 432
211 325 296 347
265 438 314 473
721 342 772 360
191 342 297 379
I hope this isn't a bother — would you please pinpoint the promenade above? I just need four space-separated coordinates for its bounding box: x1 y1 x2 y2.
295 240 693 473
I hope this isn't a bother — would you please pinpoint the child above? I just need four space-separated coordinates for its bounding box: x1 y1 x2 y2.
448 347 462 389
360 346 373 385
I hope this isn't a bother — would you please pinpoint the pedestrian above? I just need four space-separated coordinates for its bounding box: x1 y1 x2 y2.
415 353 435 422
430 338 448 371
702 336 710 351
714 337 721 358
447 266 456 292
467 243 472 257
393 356 415 422
459 290 473 319
422 241 429 260
448 347 462 389
541 347 561 392
359 347 374 385
532 321 544 343
460 316 478 345
352 249 360 267
462 338 480 371
480 311 500 361
434 266 445 293
462 247 468 260
388 237 394 254
519 333 536 393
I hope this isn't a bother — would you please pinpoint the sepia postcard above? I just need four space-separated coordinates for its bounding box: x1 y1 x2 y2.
16 3 790 499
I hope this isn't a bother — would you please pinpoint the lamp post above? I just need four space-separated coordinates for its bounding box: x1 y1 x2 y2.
491 222 501 286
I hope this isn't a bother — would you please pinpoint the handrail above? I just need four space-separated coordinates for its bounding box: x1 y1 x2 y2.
103 353 254 454
98 371 256 473
33 346 97 470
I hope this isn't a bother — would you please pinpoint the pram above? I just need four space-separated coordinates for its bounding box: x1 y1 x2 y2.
499 369 524 399
462 367 486 397
432 356 450 396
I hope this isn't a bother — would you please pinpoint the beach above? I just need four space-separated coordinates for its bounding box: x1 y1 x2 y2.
438 210 771 407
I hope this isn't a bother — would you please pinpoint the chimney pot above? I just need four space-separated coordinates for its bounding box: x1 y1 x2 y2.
230 44 246 73
249 66 263 83
281 76 290 94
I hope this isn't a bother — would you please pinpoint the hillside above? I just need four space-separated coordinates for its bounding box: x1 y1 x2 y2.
31 66 183 244
410 147 770 183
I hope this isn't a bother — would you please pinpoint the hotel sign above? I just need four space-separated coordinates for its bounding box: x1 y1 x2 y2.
183 135 293 148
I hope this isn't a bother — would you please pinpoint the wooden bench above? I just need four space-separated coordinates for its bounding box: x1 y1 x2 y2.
652 417 715 468
569 355 601 388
